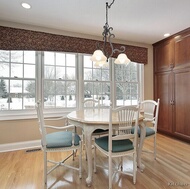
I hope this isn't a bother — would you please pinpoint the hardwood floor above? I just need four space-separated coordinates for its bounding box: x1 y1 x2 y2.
0 133 190 189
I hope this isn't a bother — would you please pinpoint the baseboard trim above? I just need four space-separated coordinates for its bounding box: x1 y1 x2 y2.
0 140 41 153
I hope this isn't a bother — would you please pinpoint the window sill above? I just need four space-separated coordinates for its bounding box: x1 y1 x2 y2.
0 108 75 121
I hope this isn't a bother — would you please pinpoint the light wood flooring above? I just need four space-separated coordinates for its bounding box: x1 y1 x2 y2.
0 133 190 189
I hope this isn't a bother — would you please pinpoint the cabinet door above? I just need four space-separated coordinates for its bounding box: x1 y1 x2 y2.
175 34 190 69
154 40 174 72
154 72 173 133
173 69 190 141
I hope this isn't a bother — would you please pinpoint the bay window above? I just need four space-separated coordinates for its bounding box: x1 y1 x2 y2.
0 50 143 120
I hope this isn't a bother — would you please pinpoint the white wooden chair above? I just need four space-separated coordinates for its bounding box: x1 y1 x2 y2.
35 101 82 188
139 99 160 159
94 105 139 189
83 98 100 109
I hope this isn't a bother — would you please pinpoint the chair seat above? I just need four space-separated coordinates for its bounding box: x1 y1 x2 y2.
95 136 134 152
131 127 155 137
46 131 81 148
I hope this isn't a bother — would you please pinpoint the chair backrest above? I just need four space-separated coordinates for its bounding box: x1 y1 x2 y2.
109 105 140 153
141 99 160 131
84 99 100 109
35 101 47 147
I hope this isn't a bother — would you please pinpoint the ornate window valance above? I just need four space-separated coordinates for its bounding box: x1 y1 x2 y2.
0 26 147 64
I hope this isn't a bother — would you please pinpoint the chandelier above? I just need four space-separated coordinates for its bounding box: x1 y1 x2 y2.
91 0 131 67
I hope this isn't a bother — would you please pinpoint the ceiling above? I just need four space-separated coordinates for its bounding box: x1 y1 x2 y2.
0 0 190 45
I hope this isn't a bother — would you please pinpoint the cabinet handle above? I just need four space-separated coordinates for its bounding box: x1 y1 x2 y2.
170 64 174 69
170 100 175 105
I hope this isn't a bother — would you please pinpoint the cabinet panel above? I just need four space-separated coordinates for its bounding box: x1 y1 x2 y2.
155 72 173 133
154 28 190 142
174 69 190 140
175 34 190 69
154 40 174 72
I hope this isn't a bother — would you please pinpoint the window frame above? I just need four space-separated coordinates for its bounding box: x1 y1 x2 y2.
0 50 144 120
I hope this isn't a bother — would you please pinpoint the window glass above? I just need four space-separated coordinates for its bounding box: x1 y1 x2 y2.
44 66 55 79
11 63 23 78
0 63 9 77
56 52 65 66
24 64 35 78
0 50 9 62
56 67 65 79
11 51 23 63
43 52 76 109
0 50 36 110
44 52 54 65
115 62 139 106
66 54 75 67
83 55 110 107
66 67 75 79
24 51 35 64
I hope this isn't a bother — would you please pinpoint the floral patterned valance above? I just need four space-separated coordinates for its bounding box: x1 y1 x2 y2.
0 26 147 64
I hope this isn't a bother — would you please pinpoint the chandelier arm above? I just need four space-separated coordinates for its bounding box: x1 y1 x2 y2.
107 28 115 58
107 27 126 58
113 46 126 54
108 0 115 9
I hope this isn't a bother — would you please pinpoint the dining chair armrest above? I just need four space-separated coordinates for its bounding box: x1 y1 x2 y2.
44 116 67 121
44 117 69 126
143 117 155 122
45 124 76 130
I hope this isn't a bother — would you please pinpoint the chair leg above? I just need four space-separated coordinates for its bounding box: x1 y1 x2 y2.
108 155 112 189
133 152 137 184
44 151 47 187
79 141 82 179
154 135 157 160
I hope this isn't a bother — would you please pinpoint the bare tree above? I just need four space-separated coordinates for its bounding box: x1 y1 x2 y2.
25 81 35 97
115 63 138 100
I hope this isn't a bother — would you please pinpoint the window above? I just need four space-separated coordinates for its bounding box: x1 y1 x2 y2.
114 62 140 106
83 55 110 107
83 55 142 108
43 52 77 109
0 50 143 119
0 50 36 110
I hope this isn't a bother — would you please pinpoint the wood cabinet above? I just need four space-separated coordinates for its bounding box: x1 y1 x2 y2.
173 68 190 140
153 28 190 142
154 72 173 134
154 39 174 72
174 33 190 69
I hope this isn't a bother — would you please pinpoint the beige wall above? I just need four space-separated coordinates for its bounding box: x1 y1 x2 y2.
144 46 154 100
0 21 153 145
0 119 40 143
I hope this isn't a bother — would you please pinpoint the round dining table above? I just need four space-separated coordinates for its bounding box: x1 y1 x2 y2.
67 108 145 186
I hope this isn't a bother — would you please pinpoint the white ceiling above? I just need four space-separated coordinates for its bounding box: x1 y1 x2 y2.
0 0 190 44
